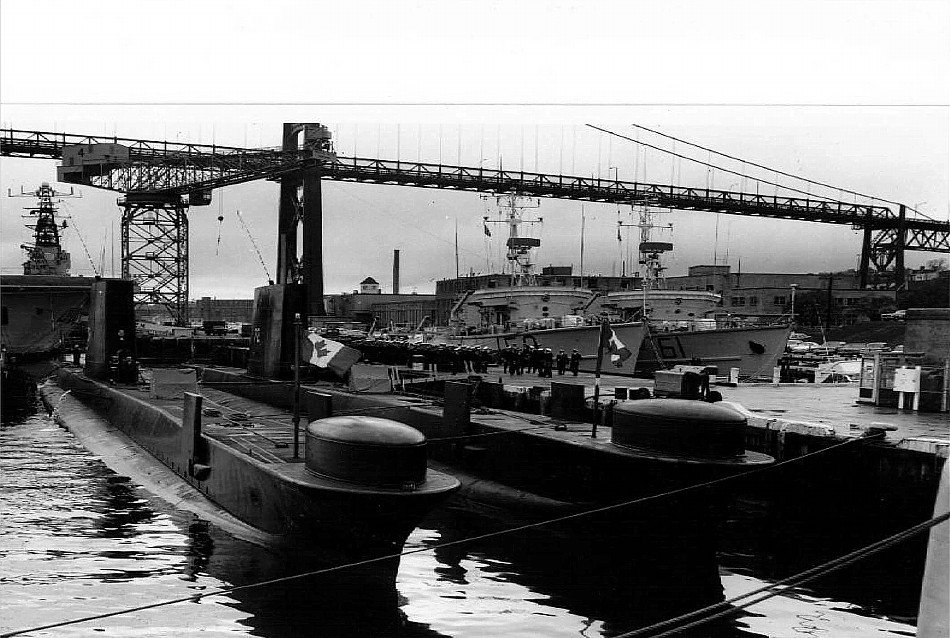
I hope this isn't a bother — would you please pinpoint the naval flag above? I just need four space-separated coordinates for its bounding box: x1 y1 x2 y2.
599 322 633 367
302 332 362 376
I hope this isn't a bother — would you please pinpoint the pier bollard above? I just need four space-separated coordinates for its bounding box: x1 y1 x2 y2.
550 382 586 420
475 380 504 409
307 391 333 421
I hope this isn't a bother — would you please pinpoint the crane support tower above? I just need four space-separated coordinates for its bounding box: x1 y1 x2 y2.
277 123 331 317
118 192 190 325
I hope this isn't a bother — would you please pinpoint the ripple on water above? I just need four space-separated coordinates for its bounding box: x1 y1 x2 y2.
0 411 251 637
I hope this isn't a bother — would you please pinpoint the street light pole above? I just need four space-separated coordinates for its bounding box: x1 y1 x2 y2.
292 312 302 459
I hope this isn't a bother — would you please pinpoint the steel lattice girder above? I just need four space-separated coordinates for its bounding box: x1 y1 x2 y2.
3 127 947 251
76 158 950 252
120 200 188 325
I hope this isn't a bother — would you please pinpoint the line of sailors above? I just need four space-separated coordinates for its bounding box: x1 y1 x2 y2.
499 345 582 377
349 338 587 377
353 339 495 373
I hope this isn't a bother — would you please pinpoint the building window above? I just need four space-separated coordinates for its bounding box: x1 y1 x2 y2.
1 306 7 325
748 296 758 305
835 298 845 306
773 296 786 305
706 284 715 292
731 297 746 306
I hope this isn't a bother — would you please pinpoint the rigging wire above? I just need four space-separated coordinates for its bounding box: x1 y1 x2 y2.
0 432 890 638
628 122 932 219
330 182 484 262
62 214 99 277
585 124 889 208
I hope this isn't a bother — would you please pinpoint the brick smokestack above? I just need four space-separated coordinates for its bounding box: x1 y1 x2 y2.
393 249 400 294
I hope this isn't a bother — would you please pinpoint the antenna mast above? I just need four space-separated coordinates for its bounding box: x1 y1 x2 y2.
483 193 542 287
618 204 673 290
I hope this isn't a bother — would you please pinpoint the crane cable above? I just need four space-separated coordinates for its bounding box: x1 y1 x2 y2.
629 122 936 220
215 191 224 255
234 209 272 283
0 432 888 637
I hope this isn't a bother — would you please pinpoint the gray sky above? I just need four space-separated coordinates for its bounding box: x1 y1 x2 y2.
1 1 947 299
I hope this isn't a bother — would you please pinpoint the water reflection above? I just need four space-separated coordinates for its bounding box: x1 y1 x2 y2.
721 450 931 622
419 501 729 637
91 475 156 537
180 520 442 637
170 494 730 637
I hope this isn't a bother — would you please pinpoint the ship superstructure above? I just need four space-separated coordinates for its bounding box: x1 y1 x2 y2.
441 196 644 372
601 206 790 378
457 195 595 329
15 182 75 276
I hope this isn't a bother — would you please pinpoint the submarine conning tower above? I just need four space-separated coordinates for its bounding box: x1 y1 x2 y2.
306 416 429 489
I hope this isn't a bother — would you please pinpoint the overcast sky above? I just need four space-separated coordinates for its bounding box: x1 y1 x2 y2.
1 1 947 299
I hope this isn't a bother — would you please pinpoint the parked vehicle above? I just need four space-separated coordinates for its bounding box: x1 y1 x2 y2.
881 310 907 321
788 341 821 354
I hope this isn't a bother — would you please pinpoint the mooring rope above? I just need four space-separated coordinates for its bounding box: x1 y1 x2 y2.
0 433 884 637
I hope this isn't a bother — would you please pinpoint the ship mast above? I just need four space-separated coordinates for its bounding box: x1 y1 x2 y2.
619 204 673 291
483 193 542 287
10 182 79 276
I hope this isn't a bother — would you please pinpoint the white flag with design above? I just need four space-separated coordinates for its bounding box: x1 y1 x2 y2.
303 332 362 375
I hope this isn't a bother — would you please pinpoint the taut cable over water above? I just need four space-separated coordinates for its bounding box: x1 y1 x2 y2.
1 432 893 637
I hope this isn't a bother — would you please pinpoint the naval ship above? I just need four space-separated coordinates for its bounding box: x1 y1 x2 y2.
1 183 96 406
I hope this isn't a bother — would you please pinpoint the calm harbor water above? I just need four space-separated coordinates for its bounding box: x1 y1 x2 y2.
0 401 925 638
